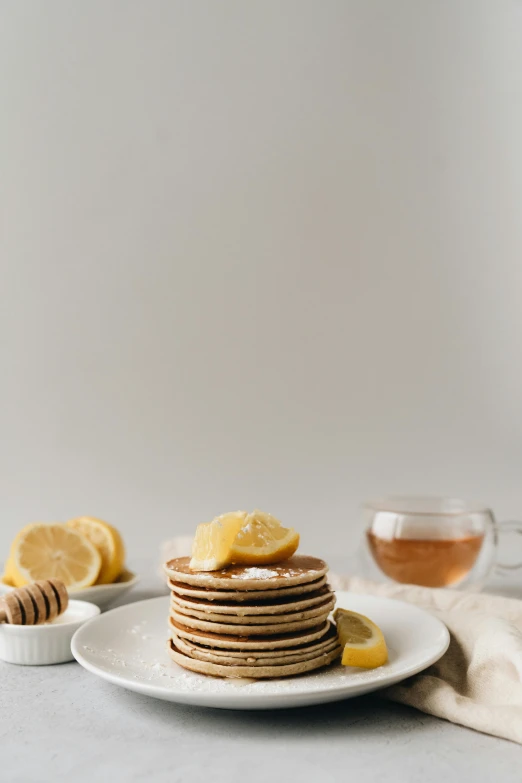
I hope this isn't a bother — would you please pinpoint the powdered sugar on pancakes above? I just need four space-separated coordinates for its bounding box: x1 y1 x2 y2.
230 567 278 579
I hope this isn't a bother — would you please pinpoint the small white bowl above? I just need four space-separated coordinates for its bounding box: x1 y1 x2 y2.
0 569 140 611
0 599 100 665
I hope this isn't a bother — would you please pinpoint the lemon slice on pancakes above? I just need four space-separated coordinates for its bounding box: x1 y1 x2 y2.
229 510 299 566
189 510 300 571
190 512 247 571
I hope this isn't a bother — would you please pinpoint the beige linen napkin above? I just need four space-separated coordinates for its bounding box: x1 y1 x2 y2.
329 574 522 744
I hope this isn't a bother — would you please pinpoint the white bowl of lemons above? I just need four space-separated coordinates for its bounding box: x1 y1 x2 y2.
0 517 140 611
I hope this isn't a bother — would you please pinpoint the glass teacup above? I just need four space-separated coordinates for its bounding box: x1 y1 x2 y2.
364 496 522 590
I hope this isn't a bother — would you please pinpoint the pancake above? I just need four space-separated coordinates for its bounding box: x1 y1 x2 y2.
173 631 341 666
169 595 336 626
172 622 340 659
168 640 341 679
173 634 341 667
168 575 328 601
164 555 328 590
169 616 332 650
169 606 332 636
169 585 333 616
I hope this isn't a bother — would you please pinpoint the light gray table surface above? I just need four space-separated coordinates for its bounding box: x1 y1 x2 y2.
1 558 521 783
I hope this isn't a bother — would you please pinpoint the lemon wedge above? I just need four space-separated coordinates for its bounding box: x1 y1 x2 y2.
190 512 247 571
66 516 125 584
189 510 300 571
334 607 388 669
229 510 299 566
8 522 102 589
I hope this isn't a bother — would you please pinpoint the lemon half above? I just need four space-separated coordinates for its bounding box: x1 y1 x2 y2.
66 516 125 584
9 522 102 589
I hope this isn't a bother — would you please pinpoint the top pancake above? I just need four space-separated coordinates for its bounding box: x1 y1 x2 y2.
163 555 328 590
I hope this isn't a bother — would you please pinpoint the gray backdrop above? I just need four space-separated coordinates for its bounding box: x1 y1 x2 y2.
1 1 521 565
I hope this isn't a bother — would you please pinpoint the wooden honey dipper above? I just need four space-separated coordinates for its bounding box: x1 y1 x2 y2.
0 579 69 625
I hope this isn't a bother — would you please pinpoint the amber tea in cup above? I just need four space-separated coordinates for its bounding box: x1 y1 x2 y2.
364 497 522 589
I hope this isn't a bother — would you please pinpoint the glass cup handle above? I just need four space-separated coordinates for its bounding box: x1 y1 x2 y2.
495 521 522 572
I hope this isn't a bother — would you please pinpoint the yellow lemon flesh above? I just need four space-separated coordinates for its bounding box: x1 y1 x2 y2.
229 510 299 566
190 511 247 571
189 510 299 572
334 607 388 669
2 558 16 586
9 522 102 589
66 516 126 584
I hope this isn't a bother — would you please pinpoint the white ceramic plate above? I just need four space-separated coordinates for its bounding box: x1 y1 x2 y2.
0 569 140 611
71 592 449 710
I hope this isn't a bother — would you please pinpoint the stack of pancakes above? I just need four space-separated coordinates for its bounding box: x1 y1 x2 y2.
164 555 341 679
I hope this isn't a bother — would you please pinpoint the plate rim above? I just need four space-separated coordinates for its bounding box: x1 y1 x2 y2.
71 592 450 710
